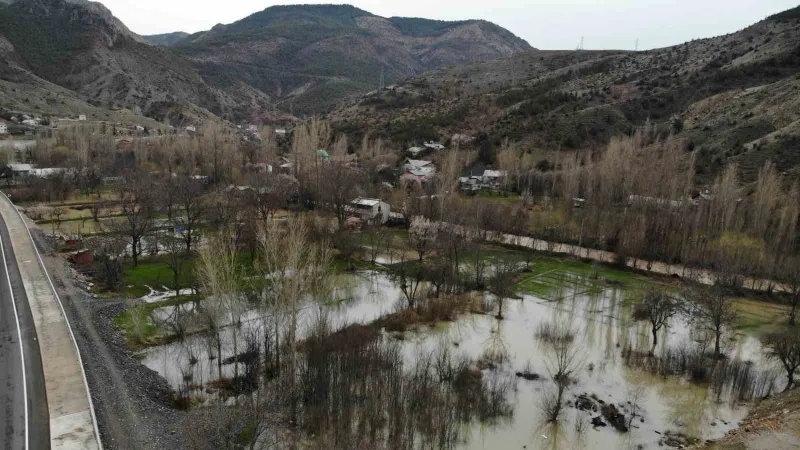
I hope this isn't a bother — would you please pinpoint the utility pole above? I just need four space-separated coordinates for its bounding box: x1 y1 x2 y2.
379 65 385 90
635 38 639 52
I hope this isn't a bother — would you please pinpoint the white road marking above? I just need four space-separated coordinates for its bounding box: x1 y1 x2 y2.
1 232 29 450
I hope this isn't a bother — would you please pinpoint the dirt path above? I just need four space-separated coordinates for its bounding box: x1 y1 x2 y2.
30 228 186 450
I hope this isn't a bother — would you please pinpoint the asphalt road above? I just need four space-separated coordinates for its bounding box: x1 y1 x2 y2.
0 213 49 450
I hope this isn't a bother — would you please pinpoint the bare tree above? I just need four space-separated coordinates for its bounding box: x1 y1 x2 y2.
257 218 331 425
197 231 245 380
778 258 800 326
49 206 67 236
632 288 678 352
107 170 157 267
163 232 189 296
762 328 800 391
539 322 581 422
318 162 365 227
174 177 207 254
489 259 518 320
409 216 437 261
685 283 738 358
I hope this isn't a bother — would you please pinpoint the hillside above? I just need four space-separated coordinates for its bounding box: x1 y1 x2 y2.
143 31 189 46
0 1 532 123
328 9 800 182
169 4 534 116
0 0 256 124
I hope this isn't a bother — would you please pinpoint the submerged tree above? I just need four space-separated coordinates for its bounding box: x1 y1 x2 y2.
539 322 581 422
685 283 738 358
489 259 518 320
257 218 331 425
632 288 678 352
763 328 800 391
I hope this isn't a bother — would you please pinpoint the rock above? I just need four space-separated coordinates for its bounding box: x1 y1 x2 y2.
601 403 628 432
591 416 607 427
575 394 597 412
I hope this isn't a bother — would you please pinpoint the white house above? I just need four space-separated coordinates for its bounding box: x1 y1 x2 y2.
349 198 391 224
78 114 87 121
22 119 37 126
275 128 287 136
135 125 145 132
185 125 196 133
0 122 7 135
404 159 436 180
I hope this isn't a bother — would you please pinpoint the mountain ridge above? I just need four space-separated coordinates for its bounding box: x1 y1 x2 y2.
0 1 533 121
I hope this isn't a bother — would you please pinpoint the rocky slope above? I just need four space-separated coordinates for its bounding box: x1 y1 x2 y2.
0 0 250 124
328 6 800 182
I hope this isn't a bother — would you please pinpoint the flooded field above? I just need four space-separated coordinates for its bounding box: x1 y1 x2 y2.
135 257 783 449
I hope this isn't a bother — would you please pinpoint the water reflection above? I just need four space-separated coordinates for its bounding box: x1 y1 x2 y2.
139 266 780 449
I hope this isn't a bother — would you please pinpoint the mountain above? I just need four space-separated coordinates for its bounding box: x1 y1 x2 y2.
0 0 256 123
143 32 190 47
328 7 800 183
0 1 532 122
170 4 534 115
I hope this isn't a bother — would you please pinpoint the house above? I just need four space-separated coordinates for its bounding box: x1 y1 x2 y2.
78 114 87 121
404 159 436 180
135 125 145 132
0 122 7 135
185 125 196 133
349 198 391 224
481 170 507 189
22 119 37 126
1 164 33 184
459 176 482 192
246 124 259 132
275 128 287 136
573 198 586 208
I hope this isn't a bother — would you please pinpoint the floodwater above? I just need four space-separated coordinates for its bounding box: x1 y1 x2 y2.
140 271 405 391
138 263 782 449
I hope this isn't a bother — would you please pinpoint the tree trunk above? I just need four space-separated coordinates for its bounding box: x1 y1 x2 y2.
131 237 139 267
651 327 658 347
714 330 721 358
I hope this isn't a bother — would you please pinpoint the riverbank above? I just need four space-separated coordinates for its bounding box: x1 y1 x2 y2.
698 387 800 449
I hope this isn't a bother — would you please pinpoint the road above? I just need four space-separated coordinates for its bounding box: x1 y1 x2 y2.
0 212 49 450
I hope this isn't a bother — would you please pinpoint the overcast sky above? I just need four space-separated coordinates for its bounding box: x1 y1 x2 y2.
103 0 799 50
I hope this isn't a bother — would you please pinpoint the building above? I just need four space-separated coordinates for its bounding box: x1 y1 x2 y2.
22 119 37 126
78 114 87 121
403 159 436 181
481 170 507 189
275 128 287 136
349 198 391 224
0 122 7 134
185 125 196 133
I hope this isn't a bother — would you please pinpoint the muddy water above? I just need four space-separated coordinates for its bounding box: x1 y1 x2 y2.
396 272 780 450
140 271 404 390
139 264 780 449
